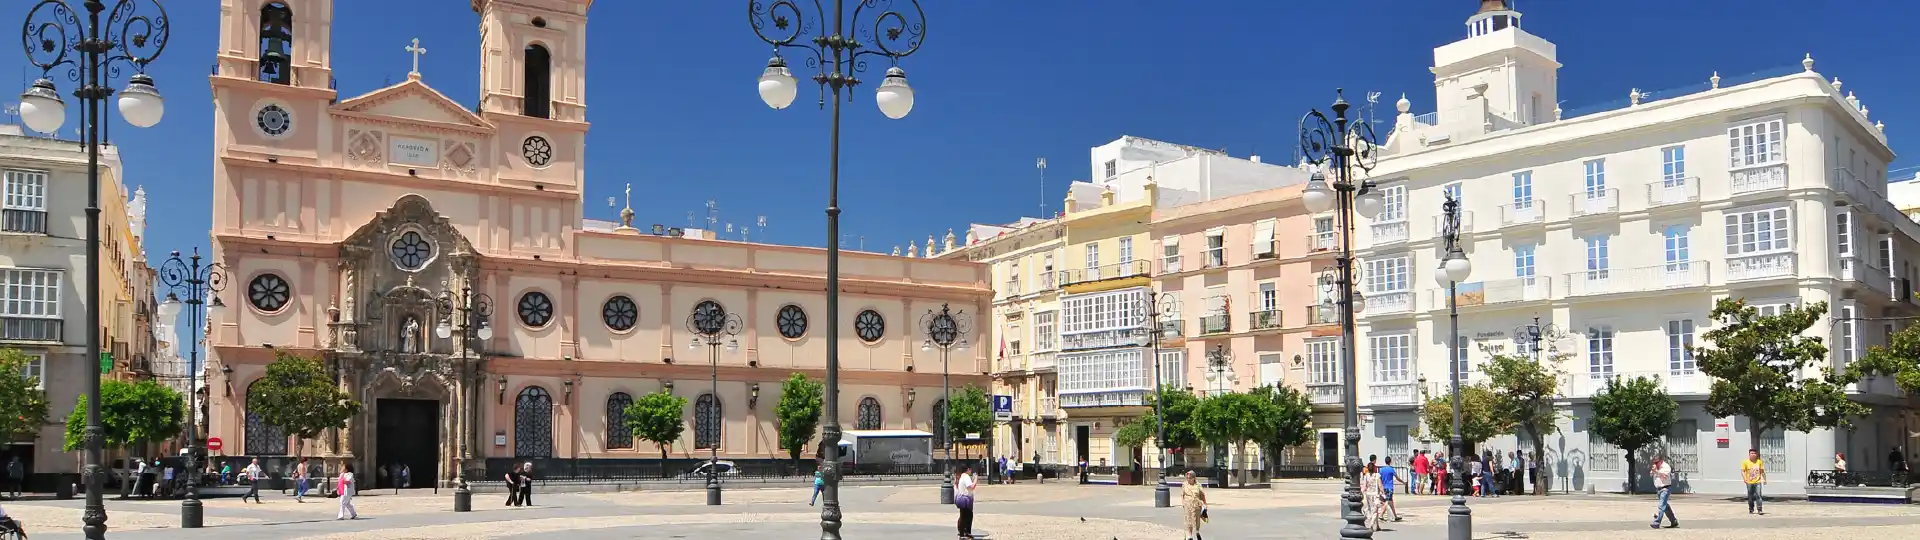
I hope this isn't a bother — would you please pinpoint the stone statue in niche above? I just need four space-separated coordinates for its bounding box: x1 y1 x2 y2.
401 315 422 353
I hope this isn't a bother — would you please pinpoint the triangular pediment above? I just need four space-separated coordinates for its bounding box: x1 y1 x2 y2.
333 76 491 129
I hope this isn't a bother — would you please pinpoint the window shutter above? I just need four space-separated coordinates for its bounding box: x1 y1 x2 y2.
1253 220 1276 255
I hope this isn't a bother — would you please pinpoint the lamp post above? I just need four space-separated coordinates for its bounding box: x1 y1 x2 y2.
435 285 493 512
18 2 172 538
1138 293 1180 508
1298 89 1384 540
156 249 225 528
1203 344 1238 397
747 2 926 536
687 301 742 506
1514 316 1560 361
921 304 969 504
1433 191 1475 540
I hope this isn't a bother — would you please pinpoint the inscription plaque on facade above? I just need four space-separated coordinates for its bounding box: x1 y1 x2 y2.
390 136 440 167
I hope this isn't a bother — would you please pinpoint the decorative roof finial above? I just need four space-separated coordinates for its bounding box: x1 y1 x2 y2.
1396 93 1411 114
1831 77 1842 92
616 183 636 231
1711 72 1722 90
1847 91 1859 108
1629 88 1643 106
406 38 428 79
1803 53 1815 72
891 246 902 256
1875 120 1885 133
906 243 917 258
943 229 957 251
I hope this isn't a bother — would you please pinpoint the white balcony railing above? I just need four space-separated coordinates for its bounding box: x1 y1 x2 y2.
1839 256 1893 298
1726 252 1797 281
1029 351 1057 372
1433 211 1476 234
1038 397 1059 418
1366 291 1415 314
1372 220 1409 244
1563 370 1711 398
1564 261 1710 297
1161 256 1183 274
1426 276 1553 309
1569 188 1620 217
1307 232 1337 253
1645 178 1701 208
1308 383 1344 406
1731 164 1788 195
1499 200 1544 227
1369 381 1422 406
1304 304 1338 325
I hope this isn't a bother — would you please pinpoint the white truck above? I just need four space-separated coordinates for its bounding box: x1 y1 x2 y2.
837 429 934 470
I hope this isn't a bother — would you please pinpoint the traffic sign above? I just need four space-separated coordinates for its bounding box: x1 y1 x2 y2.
207 437 223 451
992 395 1013 423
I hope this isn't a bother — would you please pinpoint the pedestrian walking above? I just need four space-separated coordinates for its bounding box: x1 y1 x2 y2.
161 465 175 498
294 457 310 503
335 464 358 520
1378 457 1401 522
1361 461 1385 531
954 464 977 539
504 463 522 506
5 457 22 499
1742 448 1767 515
809 467 825 506
1181 470 1207 540
1891 446 1907 474
1410 451 1428 495
242 458 264 503
219 462 231 486
1467 456 1483 497
518 461 534 506
400 463 411 493
1649 454 1678 529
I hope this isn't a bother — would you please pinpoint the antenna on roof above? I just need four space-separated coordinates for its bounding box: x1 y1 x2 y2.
756 215 768 243
1036 157 1048 218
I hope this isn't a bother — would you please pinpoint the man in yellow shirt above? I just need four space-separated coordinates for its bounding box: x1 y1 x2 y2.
1741 448 1767 514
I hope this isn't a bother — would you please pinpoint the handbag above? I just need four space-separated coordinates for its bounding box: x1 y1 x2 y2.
954 491 973 510
1200 506 1209 521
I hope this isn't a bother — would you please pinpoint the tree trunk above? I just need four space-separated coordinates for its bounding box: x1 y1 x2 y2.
1234 441 1248 487
1748 421 1764 455
1529 427 1548 495
1622 448 1637 494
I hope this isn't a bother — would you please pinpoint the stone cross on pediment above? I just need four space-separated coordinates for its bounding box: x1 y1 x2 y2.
406 38 427 77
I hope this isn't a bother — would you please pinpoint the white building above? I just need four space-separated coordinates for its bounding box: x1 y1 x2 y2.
1350 1 1912 495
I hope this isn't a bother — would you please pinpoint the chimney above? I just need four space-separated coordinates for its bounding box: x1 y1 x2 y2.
1250 155 1262 163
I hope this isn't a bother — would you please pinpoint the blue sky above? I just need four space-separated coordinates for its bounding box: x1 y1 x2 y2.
5 0 1918 262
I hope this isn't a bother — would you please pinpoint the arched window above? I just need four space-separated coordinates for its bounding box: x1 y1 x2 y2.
514 386 555 457
856 397 883 430
258 2 294 84
605 392 635 449
693 393 722 450
931 399 949 449
244 380 288 455
523 44 552 118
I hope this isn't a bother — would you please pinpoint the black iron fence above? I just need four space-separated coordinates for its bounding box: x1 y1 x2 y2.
472 457 961 485
1807 469 1916 488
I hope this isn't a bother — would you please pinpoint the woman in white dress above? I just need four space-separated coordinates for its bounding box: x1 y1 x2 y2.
336 464 359 520
1361 462 1385 531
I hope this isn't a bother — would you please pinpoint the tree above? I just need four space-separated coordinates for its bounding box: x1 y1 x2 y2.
1483 350 1565 494
774 372 824 464
1250 384 1314 473
1114 418 1152 450
944 385 994 445
1193 391 1278 487
1695 299 1866 452
1117 387 1201 467
1418 383 1503 453
64 379 184 452
245 352 361 459
1588 375 1678 494
1849 323 1920 395
0 349 50 443
625 390 687 459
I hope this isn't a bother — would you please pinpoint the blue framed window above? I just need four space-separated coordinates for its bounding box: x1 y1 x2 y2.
1584 159 1607 197
1661 146 1687 187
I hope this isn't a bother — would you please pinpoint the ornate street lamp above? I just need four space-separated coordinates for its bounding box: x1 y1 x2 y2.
435 285 493 512
687 301 742 506
156 249 224 528
1434 191 1475 540
1297 89 1383 540
748 2 926 536
921 304 969 504
1137 292 1180 508
20 1 172 537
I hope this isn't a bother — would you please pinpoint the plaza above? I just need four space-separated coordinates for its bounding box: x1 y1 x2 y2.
9 481 1920 540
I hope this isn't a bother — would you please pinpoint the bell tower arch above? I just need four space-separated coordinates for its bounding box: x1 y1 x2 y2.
474 0 591 123
216 0 335 89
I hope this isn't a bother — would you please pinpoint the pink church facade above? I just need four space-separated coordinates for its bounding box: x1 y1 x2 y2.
204 0 989 485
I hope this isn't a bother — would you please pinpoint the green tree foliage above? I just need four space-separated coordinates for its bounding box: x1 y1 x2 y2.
1482 350 1565 494
774 373 824 463
245 352 361 458
1418 384 1502 449
1588 375 1678 494
1850 322 1920 395
945 385 994 443
1250 384 1315 471
0 349 50 442
64 379 184 452
1695 299 1865 451
1132 387 1202 453
1114 418 1151 450
1193 391 1279 487
625 390 688 459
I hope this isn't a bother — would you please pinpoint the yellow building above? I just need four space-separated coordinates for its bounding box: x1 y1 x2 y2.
1053 178 1160 471
941 217 1067 466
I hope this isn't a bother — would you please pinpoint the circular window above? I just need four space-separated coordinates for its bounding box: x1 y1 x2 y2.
255 104 292 137
518 291 554 327
602 295 638 332
247 274 291 313
389 230 435 271
522 136 553 168
776 304 808 339
854 309 886 344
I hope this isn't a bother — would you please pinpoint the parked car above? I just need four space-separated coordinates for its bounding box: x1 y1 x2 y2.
685 460 740 479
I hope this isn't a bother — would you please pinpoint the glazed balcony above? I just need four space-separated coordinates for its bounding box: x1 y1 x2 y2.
1569 188 1620 218
0 317 60 343
1725 252 1797 282
1499 200 1544 227
1645 177 1701 208
1564 261 1709 297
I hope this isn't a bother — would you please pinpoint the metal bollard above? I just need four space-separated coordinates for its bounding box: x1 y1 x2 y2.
454 484 472 512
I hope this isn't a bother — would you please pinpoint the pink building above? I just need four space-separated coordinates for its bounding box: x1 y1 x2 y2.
1151 183 1346 468
203 1 989 486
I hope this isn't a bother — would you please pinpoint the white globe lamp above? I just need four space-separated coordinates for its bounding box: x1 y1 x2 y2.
117 74 165 128
757 56 798 110
19 79 65 134
875 67 914 120
1354 189 1385 220
1302 175 1335 214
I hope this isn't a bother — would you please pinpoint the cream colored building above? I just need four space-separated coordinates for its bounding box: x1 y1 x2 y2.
201 0 989 486
941 217 1067 465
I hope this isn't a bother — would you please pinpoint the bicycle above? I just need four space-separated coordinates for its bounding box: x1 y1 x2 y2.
0 517 27 539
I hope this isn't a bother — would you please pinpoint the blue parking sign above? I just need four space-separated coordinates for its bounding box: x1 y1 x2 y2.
991 395 1013 413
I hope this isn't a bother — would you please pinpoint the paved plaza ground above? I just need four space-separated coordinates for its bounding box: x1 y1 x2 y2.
7 480 1920 539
